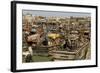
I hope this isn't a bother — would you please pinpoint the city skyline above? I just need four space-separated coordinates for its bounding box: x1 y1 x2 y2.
23 10 91 17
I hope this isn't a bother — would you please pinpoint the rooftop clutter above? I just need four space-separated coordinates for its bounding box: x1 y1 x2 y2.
22 14 91 62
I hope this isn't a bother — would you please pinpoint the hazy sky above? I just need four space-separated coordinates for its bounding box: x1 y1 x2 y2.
23 10 91 17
